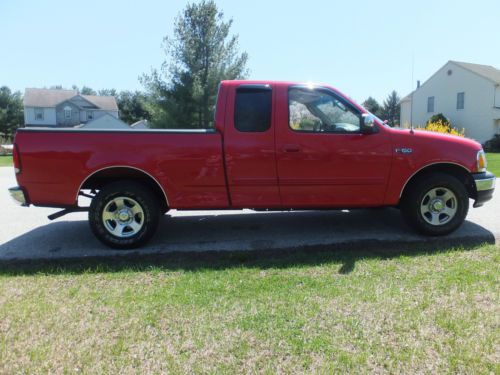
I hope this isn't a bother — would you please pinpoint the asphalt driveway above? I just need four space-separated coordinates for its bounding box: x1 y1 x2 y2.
0 167 498 261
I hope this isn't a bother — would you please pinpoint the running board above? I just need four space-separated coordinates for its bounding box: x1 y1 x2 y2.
48 207 89 221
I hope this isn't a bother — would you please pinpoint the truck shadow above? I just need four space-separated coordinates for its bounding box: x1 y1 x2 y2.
0 209 496 276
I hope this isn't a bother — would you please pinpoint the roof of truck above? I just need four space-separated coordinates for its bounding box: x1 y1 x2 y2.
220 80 362 111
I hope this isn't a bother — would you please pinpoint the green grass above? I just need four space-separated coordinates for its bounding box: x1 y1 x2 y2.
0 244 498 373
0 155 12 167
486 152 500 176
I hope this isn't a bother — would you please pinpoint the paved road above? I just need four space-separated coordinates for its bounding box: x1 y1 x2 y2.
0 167 498 261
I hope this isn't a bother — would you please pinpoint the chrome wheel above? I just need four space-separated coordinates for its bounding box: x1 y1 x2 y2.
420 187 457 226
102 197 144 237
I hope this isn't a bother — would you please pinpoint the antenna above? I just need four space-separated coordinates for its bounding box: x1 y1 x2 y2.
409 53 415 134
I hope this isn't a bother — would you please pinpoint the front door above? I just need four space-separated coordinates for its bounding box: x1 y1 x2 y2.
224 84 281 208
275 85 392 208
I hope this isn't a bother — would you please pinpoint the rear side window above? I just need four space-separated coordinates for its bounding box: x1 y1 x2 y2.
234 86 272 132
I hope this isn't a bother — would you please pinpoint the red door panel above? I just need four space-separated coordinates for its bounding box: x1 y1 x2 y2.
224 84 281 208
275 84 393 208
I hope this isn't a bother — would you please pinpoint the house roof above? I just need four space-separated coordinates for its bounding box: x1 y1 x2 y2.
451 61 500 84
81 95 118 111
24 88 77 107
400 60 500 103
400 93 412 102
81 113 129 128
24 88 118 111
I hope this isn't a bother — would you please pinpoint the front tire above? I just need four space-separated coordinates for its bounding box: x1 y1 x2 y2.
89 181 160 249
401 173 469 236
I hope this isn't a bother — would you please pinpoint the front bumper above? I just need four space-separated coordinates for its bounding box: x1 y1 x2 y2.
472 171 496 208
8 186 28 206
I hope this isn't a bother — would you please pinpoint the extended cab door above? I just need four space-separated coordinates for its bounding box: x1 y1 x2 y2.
223 84 281 208
275 85 392 207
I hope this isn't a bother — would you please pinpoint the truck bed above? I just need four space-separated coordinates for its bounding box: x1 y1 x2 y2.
15 128 229 209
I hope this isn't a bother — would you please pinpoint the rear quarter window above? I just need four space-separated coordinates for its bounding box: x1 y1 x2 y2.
234 87 272 132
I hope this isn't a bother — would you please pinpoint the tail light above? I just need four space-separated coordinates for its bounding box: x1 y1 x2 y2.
13 143 22 174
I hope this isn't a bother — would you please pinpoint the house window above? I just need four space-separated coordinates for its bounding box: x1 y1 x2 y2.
34 108 44 121
87 111 94 120
427 96 435 113
457 92 465 110
64 106 72 119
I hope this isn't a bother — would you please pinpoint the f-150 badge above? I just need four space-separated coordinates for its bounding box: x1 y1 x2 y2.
395 148 413 154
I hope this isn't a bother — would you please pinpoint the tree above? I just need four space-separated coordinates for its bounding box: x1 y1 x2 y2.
98 88 118 97
142 0 248 128
362 96 381 117
0 86 23 140
68 85 97 95
117 91 151 124
380 90 401 127
80 86 97 95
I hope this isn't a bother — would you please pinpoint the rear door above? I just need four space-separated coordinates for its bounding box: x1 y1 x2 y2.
223 84 281 208
275 85 392 207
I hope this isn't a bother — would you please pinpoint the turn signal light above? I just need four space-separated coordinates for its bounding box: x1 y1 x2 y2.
477 150 487 172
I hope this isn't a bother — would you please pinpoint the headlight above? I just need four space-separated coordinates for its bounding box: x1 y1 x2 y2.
477 150 487 172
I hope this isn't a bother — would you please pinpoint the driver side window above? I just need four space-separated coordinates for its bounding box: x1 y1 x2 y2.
289 87 361 133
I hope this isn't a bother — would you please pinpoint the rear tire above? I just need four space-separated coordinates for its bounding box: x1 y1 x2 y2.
401 173 469 236
89 181 160 249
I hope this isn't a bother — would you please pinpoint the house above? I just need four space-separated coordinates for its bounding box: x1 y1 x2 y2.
78 113 130 129
23 88 119 127
400 61 500 143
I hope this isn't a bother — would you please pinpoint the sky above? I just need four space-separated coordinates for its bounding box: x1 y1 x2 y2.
1 0 499 103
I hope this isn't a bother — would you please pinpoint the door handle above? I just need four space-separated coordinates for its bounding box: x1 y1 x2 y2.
283 144 300 153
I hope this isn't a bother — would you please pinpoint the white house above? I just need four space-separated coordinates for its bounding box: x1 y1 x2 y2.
23 88 119 127
400 61 500 143
79 113 130 129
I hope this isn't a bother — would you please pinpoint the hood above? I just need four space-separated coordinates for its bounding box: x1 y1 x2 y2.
388 128 483 172
391 128 482 151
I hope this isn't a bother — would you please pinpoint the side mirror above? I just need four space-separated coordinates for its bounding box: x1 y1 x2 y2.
361 113 377 134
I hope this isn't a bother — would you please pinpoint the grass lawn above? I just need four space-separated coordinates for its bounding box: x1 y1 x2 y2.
486 152 500 176
0 244 498 373
0 155 12 167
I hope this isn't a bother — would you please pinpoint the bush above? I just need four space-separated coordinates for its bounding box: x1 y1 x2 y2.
416 120 465 137
483 134 500 152
427 113 450 126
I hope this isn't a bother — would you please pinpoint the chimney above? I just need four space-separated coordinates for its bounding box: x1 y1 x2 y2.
417 80 421 89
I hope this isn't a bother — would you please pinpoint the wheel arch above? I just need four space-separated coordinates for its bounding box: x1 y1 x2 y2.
78 166 169 210
399 162 476 203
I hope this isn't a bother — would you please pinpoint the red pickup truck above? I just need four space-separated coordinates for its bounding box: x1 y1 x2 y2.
10 80 496 248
